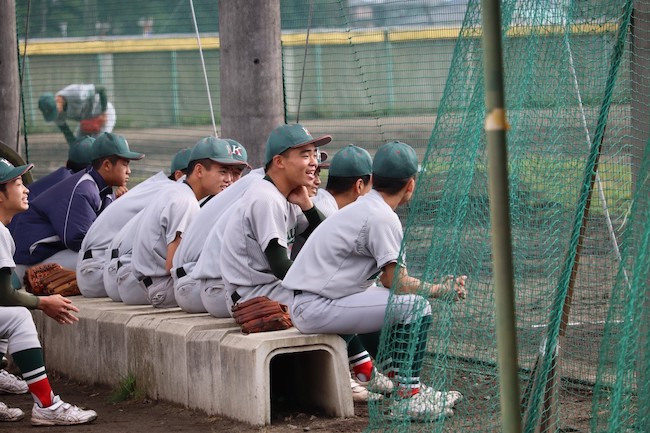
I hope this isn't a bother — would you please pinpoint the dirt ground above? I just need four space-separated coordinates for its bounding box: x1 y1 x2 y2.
2 373 370 432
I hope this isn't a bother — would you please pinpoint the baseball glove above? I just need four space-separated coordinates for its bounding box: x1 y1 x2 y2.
24 263 80 297
231 296 293 334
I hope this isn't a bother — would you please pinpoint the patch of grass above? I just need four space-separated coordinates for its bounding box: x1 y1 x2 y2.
110 373 145 403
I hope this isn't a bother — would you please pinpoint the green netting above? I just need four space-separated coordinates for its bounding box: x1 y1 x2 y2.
368 0 647 432
11 1 649 431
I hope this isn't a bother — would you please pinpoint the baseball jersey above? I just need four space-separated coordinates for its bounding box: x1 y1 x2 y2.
130 181 199 280
220 178 309 289
108 209 145 268
172 168 264 275
283 189 404 299
191 204 238 281
311 189 339 217
56 84 104 121
80 171 170 255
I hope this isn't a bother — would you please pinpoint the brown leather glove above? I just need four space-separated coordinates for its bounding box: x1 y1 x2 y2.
231 296 293 334
24 263 80 297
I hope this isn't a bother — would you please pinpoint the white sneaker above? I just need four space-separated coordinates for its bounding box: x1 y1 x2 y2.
31 395 98 426
368 370 395 395
0 401 24 422
420 385 463 408
350 376 383 403
0 369 28 394
389 391 455 422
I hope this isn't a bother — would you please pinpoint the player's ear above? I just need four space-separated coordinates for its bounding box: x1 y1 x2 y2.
272 154 285 169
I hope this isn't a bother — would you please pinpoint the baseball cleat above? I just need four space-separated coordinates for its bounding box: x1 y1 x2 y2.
0 369 28 394
31 395 98 426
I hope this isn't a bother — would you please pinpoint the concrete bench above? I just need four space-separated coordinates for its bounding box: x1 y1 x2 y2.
32 296 354 426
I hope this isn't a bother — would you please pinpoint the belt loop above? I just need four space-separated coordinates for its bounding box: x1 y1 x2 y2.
82 250 93 260
117 260 123 270
294 290 303 296
230 291 241 304
111 249 119 259
175 267 187 279
141 276 153 288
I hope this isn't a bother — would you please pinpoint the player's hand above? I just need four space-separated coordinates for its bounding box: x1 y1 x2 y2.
39 295 80 325
429 275 467 301
287 185 313 211
445 275 467 301
114 185 128 198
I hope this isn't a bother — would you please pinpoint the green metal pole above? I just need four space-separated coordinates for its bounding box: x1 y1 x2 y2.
480 1 521 433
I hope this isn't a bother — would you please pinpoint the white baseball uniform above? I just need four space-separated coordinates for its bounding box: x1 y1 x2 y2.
108 211 147 304
311 188 339 217
290 188 338 260
220 177 309 312
172 168 264 313
76 171 170 297
127 181 200 308
283 189 431 335
193 203 240 317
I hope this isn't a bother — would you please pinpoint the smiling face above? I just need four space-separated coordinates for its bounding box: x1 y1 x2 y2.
198 161 233 196
309 167 322 197
0 177 30 222
279 144 319 189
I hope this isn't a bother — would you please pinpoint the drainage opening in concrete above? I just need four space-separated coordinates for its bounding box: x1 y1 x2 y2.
270 349 340 420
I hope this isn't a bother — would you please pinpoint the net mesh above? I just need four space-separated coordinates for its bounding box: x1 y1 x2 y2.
12 1 649 431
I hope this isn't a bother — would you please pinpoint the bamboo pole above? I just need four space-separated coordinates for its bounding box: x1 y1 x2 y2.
480 1 521 432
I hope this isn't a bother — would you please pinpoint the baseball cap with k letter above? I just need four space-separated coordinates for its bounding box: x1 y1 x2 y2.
190 137 246 166
264 123 332 165
329 144 372 177
0 158 33 184
372 140 419 179
91 133 145 161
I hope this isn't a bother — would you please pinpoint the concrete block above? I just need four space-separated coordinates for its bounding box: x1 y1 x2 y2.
218 328 354 426
124 309 188 397
185 326 239 413
154 315 238 406
96 306 179 386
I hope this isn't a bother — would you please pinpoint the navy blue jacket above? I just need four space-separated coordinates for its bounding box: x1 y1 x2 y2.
12 167 113 265
7 167 74 234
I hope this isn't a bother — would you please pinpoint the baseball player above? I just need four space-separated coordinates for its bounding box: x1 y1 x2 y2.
0 158 97 425
171 142 255 313
289 144 389 402
220 123 330 312
282 141 468 421
11 133 144 282
76 171 171 298
118 137 247 308
38 84 116 146
6 136 95 289
169 147 192 181
77 147 191 298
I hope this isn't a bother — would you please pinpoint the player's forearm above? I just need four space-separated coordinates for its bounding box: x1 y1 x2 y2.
0 269 39 309
265 239 292 280
300 206 326 239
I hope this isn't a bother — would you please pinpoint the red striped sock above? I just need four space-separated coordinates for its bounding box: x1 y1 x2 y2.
349 351 373 383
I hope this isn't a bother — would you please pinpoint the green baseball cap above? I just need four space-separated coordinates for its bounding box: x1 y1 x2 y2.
91 132 145 161
189 137 245 166
329 144 372 177
38 92 58 122
68 136 95 165
264 124 332 165
225 139 251 168
0 158 33 184
372 140 419 179
170 148 192 173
